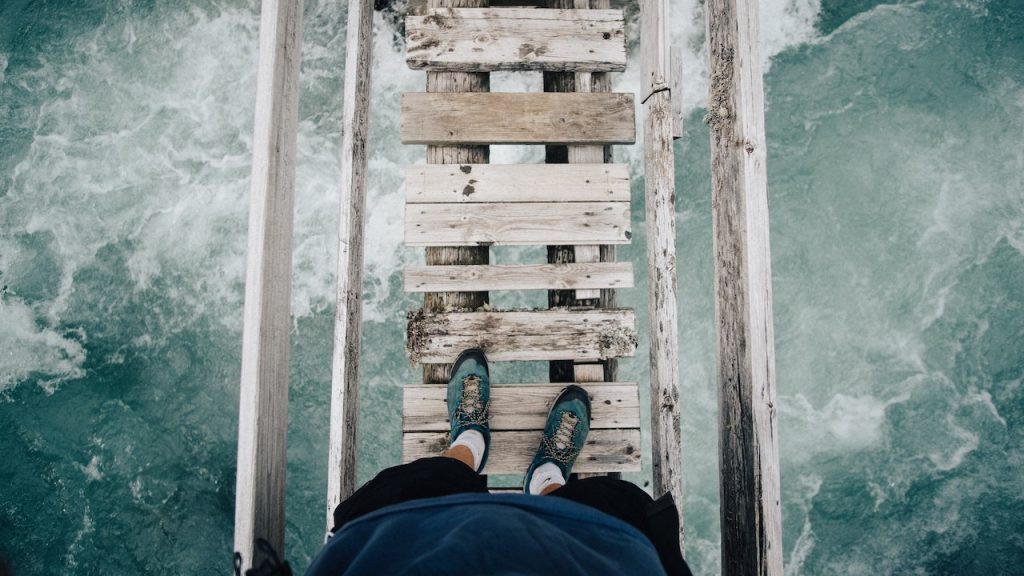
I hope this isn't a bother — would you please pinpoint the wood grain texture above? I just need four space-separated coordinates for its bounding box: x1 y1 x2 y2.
404 429 642 473
671 45 684 140
406 308 638 363
420 0 491 387
405 201 631 246
406 8 626 72
642 0 686 555
706 0 783 573
404 262 634 292
405 163 630 203
233 0 302 570
325 0 374 530
401 92 636 144
640 0 670 100
403 382 639 430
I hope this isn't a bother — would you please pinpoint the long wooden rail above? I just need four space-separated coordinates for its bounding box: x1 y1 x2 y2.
233 0 303 570
707 0 783 572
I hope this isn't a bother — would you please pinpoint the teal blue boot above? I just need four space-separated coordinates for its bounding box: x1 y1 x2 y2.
447 348 491 473
523 385 591 494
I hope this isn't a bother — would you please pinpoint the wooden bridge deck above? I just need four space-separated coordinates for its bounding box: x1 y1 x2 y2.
400 2 640 481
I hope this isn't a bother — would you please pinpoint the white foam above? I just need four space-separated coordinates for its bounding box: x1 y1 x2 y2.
780 391 909 460
0 298 85 392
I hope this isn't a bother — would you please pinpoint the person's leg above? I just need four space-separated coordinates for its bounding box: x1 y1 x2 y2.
332 348 493 532
330 456 486 531
547 476 651 532
549 478 692 576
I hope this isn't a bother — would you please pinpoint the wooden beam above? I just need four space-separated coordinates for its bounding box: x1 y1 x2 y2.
671 45 684 140
640 0 670 101
404 429 642 473
706 0 783 572
401 92 636 145
419 0 491 389
233 0 303 570
405 163 630 204
406 308 637 363
325 0 374 531
406 8 626 72
641 0 686 555
403 382 640 430
404 262 634 292
405 201 630 246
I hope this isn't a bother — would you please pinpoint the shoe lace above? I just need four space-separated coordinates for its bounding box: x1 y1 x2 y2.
456 375 488 425
542 411 580 464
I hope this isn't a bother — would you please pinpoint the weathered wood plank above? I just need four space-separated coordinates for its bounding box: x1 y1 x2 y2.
404 262 634 292
233 0 303 570
405 201 631 246
325 0 374 530
407 8 626 72
406 308 637 363
401 92 636 145
404 429 642 473
405 163 630 203
641 0 686 555
706 0 783 572
403 382 639 430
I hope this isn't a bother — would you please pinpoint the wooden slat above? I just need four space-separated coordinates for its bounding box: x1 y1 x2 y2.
403 429 641 473
407 8 626 72
406 202 630 246
404 262 634 292
406 308 637 363
405 163 630 204
403 382 639 430
401 93 636 145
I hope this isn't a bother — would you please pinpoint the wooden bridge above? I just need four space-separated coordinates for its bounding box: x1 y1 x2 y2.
232 0 782 573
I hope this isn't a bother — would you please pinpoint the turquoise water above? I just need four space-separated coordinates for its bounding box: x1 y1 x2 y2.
1 0 1022 573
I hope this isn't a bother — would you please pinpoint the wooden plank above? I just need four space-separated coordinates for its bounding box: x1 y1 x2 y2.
325 0 374 530
405 201 631 246
641 0 686 556
233 0 303 570
707 0 783 573
420 0 491 387
401 92 636 145
404 429 641 473
403 382 640 430
404 262 634 292
406 308 637 363
406 8 626 72
405 163 630 204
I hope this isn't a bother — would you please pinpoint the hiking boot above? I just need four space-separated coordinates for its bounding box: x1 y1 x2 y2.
523 385 591 494
447 348 491 473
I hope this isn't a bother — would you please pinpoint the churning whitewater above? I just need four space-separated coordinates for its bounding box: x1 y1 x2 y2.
1 0 1021 573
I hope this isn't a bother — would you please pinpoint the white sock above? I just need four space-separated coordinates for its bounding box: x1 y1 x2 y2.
450 430 486 470
528 462 566 495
